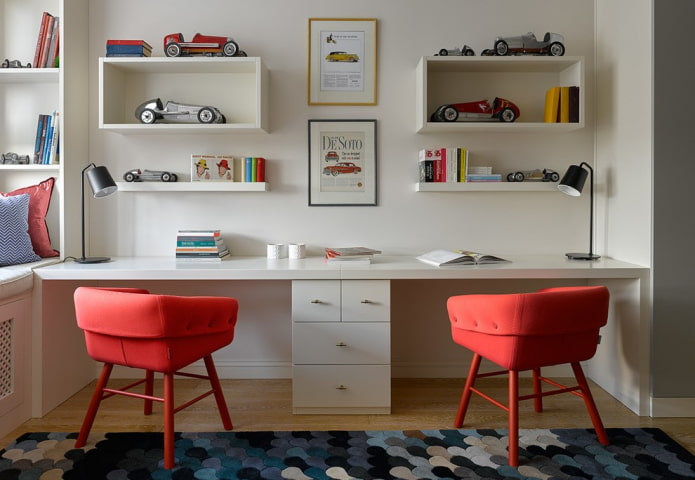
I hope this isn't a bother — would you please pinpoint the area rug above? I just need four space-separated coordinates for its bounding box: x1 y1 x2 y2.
2 428 695 479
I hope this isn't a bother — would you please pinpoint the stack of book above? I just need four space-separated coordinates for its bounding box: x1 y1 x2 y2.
418 147 468 182
176 230 230 262
544 86 580 123
34 11 60 68
324 247 381 265
105 39 152 57
33 111 59 164
466 166 502 182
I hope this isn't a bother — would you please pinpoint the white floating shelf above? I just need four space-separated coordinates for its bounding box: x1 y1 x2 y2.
116 182 268 192
415 182 559 192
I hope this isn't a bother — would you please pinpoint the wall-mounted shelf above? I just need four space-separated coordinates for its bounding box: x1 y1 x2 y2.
0 164 60 171
116 181 269 192
416 182 559 192
416 56 584 133
99 57 269 133
0 68 59 84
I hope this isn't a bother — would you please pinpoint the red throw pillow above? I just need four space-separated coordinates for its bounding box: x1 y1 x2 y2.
1 177 59 257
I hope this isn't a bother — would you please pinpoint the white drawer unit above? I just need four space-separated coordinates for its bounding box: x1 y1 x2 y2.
291 279 391 413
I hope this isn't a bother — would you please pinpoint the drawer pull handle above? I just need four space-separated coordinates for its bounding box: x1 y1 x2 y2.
310 299 323 304
336 342 347 347
336 385 347 390
360 299 373 304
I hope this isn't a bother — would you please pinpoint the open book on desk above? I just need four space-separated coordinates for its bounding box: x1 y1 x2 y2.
416 249 509 266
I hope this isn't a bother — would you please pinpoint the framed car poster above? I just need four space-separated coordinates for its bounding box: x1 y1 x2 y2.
308 119 377 206
308 18 377 105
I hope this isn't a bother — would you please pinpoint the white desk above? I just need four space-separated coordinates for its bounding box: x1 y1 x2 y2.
32 255 650 416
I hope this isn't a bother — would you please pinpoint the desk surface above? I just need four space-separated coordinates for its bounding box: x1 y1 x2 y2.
35 255 649 281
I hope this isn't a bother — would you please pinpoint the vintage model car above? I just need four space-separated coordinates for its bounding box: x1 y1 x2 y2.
163 33 246 57
135 98 226 124
436 45 475 56
1 152 31 164
506 168 560 182
325 51 359 62
323 162 362 176
1 59 32 68
430 97 520 123
123 169 178 182
492 32 565 56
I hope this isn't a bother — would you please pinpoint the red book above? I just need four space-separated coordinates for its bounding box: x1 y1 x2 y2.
255 157 265 182
106 39 153 50
39 14 55 67
33 12 52 67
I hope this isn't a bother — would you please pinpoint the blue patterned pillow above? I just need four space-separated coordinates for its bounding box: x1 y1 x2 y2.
0 194 41 266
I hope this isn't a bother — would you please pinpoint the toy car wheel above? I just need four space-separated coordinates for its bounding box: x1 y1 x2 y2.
139 109 157 124
222 41 239 57
499 107 517 123
438 49 449 56
171 173 178 182
124 172 137 182
442 106 459 122
161 172 173 182
165 43 182 57
549 172 560 182
197 107 216 124
494 40 509 56
548 42 565 56
513 172 524 182
1 59 8 68
462 47 475 56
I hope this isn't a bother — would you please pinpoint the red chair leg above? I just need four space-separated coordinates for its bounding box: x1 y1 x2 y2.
75 363 113 448
571 362 609 445
163 372 175 469
508 370 520 467
454 353 482 427
144 370 155 415
203 355 233 430
532 367 543 412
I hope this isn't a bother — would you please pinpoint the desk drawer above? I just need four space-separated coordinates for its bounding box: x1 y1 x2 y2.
342 280 390 323
293 365 390 410
293 322 390 365
292 280 340 322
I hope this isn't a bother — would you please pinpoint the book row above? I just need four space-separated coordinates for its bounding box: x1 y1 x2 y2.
418 148 502 183
544 86 580 123
191 155 266 182
175 229 230 262
33 12 60 68
33 112 59 165
105 39 152 58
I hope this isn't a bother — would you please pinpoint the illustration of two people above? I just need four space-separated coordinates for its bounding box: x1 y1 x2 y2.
194 158 232 180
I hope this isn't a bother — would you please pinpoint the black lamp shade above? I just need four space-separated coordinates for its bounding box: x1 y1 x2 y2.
558 164 588 197
86 165 118 198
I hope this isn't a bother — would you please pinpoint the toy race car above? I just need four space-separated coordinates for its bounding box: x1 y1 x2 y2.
430 97 520 123
1 59 32 68
123 169 178 182
435 45 475 56
135 98 226 124
163 33 247 57
1 152 31 164
506 169 560 182
323 162 362 176
491 32 565 56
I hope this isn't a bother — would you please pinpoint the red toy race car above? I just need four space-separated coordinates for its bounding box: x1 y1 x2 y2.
163 33 247 57
430 97 520 123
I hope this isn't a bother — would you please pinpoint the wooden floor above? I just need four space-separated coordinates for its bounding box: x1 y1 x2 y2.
4 378 695 454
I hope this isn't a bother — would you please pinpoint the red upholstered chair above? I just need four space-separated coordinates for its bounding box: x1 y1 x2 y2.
73 287 239 469
447 286 610 467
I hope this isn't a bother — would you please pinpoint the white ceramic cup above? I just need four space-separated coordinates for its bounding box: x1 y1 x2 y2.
267 244 287 259
289 243 306 259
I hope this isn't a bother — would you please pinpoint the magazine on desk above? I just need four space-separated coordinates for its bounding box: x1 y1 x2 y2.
416 249 509 266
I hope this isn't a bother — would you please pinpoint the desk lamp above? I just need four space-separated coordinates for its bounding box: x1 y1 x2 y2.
76 163 118 264
557 162 600 260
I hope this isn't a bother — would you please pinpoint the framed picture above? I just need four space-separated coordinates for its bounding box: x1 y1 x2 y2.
308 119 377 206
308 18 377 105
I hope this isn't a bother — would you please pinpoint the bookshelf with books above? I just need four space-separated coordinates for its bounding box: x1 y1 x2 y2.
0 0 90 260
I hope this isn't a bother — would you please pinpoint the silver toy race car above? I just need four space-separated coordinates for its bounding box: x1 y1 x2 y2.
436 45 475 56
492 32 565 56
123 169 178 182
134 98 226 124
1 59 32 68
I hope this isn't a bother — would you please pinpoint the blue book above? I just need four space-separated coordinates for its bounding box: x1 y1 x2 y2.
106 45 147 55
245 157 253 182
33 115 46 164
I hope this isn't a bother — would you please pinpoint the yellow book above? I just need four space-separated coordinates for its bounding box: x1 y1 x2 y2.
544 86 560 123
559 86 570 123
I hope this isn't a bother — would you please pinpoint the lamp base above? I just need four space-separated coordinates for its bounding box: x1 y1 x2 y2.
565 252 601 261
75 256 111 264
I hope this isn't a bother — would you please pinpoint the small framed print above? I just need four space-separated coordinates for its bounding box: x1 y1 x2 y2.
191 155 234 182
308 119 377 206
308 18 377 105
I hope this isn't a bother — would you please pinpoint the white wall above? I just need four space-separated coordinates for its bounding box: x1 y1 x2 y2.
83 0 598 259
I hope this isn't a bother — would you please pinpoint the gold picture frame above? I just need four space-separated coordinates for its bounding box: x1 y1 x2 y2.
308 18 377 106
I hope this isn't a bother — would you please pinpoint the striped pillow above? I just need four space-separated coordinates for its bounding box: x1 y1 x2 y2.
0 194 41 266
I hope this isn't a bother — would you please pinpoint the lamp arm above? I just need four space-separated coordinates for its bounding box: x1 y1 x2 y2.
80 163 96 260
580 162 595 258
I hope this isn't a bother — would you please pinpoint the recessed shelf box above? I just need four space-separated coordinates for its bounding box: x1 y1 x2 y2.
99 57 269 133
416 56 584 133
